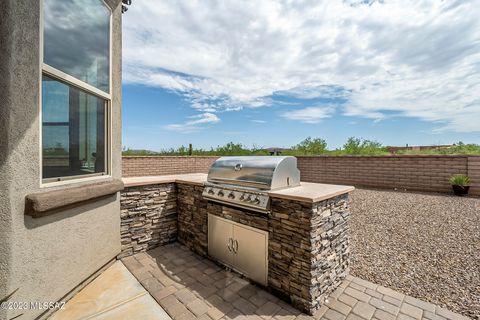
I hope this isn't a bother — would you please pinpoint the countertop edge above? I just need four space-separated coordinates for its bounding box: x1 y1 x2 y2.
174 180 205 186
122 174 207 188
122 175 354 203
123 178 177 188
268 186 355 203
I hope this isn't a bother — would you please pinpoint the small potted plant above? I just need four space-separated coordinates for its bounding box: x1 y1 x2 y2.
449 174 471 196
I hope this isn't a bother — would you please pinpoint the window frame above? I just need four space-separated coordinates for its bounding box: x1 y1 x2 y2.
39 0 113 187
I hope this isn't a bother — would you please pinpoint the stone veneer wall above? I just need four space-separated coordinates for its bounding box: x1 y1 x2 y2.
177 183 209 257
269 195 350 313
176 183 350 314
119 183 177 258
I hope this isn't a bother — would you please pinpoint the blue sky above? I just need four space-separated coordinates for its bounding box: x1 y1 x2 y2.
122 1 480 151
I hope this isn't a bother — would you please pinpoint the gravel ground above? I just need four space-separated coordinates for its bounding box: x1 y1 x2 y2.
349 188 480 319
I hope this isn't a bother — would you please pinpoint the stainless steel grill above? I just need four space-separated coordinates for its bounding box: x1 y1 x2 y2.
202 156 300 213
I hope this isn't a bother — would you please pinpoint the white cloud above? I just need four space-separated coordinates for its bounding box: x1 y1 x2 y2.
187 113 220 125
251 120 267 123
281 106 335 123
123 0 480 132
163 113 220 133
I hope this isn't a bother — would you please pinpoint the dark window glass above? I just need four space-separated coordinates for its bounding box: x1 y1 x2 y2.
43 0 110 92
42 75 106 180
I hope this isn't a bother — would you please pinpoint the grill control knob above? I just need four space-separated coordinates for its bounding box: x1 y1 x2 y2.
239 193 246 200
253 197 260 204
207 188 214 195
217 190 224 197
228 192 235 199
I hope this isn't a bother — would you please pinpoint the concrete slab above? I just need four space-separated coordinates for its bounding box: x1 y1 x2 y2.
89 294 171 320
50 261 171 320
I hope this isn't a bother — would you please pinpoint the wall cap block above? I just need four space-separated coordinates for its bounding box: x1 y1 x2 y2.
25 179 124 218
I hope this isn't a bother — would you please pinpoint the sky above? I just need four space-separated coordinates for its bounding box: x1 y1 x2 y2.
121 0 480 151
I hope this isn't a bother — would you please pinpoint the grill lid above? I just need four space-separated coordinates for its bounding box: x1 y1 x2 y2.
207 156 300 190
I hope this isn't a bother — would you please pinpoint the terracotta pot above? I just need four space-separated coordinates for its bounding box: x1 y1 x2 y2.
452 185 470 196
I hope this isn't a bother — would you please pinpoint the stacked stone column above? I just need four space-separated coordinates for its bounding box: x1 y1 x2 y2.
268 194 350 314
119 183 177 258
175 183 350 315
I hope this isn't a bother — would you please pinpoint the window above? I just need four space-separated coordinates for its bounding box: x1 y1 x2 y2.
42 75 106 179
42 0 111 183
43 0 110 92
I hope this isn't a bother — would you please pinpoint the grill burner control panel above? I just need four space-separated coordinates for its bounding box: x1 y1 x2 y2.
202 185 270 213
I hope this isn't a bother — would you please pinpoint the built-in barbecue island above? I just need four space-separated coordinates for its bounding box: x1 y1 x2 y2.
121 157 354 315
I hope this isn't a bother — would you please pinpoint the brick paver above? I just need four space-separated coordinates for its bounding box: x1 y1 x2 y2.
352 302 375 319
187 298 210 317
400 303 423 319
122 243 470 320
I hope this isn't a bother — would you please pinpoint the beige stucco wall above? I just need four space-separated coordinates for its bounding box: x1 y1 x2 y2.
0 0 123 319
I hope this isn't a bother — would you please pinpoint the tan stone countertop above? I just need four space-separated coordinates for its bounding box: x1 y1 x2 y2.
122 173 207 187
268 182 355 203
123 173 354 203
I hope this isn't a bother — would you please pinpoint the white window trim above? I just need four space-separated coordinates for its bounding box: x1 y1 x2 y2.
42 64 112 100
39 0 113 188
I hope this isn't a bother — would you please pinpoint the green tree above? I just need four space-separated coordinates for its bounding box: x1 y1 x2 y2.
342 137 386 155
293 137 327 155
343 137 362 154
214 142 250 156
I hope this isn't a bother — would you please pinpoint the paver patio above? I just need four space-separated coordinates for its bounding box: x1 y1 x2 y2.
121 243 470 320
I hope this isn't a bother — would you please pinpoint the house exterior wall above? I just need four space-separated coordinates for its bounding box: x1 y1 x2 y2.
0 1 123 319
122 155 480 195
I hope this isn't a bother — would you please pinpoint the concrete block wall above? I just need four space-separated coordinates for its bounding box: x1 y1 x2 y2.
297 155 479 195
467 157 480 196
122 156 218 177
122 155 480 196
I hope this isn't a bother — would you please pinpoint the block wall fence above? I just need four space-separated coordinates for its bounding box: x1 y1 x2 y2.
122 155 480 196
